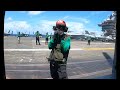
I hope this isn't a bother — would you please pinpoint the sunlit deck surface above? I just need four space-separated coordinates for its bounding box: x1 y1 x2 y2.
4 36 115 79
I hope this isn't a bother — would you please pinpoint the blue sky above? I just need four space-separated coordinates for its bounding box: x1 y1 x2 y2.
4 11 113 36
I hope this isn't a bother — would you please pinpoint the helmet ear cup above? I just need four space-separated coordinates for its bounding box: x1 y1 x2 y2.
64 27 68 32
53 26 68 32
53 26 57 30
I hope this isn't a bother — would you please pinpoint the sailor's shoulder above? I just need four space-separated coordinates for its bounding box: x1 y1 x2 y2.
65 34 70 37
64 34 71 40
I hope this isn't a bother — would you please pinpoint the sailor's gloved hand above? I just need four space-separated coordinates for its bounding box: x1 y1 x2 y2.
53 30 61 44
57 35 61 44
53 31 58 41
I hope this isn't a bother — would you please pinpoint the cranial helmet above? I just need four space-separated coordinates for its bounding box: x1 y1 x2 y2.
53 20 68 32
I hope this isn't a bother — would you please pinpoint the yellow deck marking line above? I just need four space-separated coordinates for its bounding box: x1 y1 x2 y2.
4 48 114 51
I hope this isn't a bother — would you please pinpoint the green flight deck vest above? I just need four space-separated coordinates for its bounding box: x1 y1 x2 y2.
48 34 70 62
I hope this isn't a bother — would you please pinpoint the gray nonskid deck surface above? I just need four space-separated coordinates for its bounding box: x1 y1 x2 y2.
4 36 115 79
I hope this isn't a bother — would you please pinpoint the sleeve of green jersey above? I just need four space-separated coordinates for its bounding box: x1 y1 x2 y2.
48 36 71 52
48 39 54 49
61 37 71 52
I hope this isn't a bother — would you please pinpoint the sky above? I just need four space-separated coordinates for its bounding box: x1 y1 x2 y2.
4 11 113 36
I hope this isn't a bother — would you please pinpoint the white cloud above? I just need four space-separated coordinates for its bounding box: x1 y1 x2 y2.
28 11 45 15
63 16 70 19
33 20 56 34
96 32 103 37
90 30 103 37
63 16 90 24
79 18 89 24
6 17 12 21
4 19 86 35
4 20 31 34
29 20 86 35
67 21 85 33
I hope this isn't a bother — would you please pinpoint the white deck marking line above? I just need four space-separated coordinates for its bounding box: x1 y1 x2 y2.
68 68 112 79
4 48 114 51
4 48 83 51
70 48 84 50
4 49 50 51
5 64 49 66
6 70 50 72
